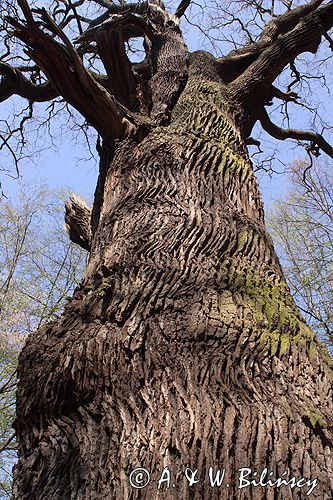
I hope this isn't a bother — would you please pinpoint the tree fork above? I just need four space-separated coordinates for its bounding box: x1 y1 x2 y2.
6 1 139 140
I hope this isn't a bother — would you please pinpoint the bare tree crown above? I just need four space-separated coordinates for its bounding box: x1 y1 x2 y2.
1 0 333 172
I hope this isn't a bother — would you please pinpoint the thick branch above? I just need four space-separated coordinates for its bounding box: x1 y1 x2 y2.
75 12 154 111
175 0 191 18
0 62 117 105
92 0 146 15
218 0 326 83
0 63 58 103
258 0 325 43
86 2 148 29
272 85 298 102
99 30 140 110
228 1 333 125
318 0 333 30
75 12 153 45
78 1 189 122
8 1 138 141
17 0 35 24
259 108 333 158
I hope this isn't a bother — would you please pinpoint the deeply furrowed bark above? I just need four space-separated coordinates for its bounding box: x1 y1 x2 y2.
12 49 333 499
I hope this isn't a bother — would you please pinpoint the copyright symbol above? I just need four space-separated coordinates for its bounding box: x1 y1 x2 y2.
129 468 150 488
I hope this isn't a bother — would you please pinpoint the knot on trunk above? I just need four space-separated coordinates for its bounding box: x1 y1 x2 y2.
64 194 92 252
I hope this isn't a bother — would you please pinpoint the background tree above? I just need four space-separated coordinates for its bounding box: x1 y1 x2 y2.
1 0 333 498
0 185 87 498
268 161 333 351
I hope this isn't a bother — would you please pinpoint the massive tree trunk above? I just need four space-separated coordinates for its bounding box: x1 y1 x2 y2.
9 1 333 499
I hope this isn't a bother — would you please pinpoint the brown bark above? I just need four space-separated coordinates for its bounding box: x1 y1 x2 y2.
13 49 333 499
8 1 333 499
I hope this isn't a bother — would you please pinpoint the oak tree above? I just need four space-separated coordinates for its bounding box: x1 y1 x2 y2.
1 0 333 498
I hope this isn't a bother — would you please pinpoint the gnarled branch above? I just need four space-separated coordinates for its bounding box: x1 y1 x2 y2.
217 0 326 83
259 108 333 158
7 0 139 141
175 0 191 18
75 12 154 111
258 0 325 43
75 11 154 45
0 63 58 103
271 85 299 102
226 0 333 132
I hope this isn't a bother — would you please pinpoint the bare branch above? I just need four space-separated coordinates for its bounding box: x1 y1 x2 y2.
259 108 333 158
90 1 147 21
75 12 153 45
17 0 35 25
175 0 191 18
272 85 299 102
0 62 58 103
323 31 333 50
8 1 139 141
227 0 333 128
75 12 154 110
218 0 332 86
92 0 114 9
0 433 15 454
258 0 325 43
245 137 261 147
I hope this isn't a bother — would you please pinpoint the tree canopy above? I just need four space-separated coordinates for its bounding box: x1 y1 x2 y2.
1 0 333 179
